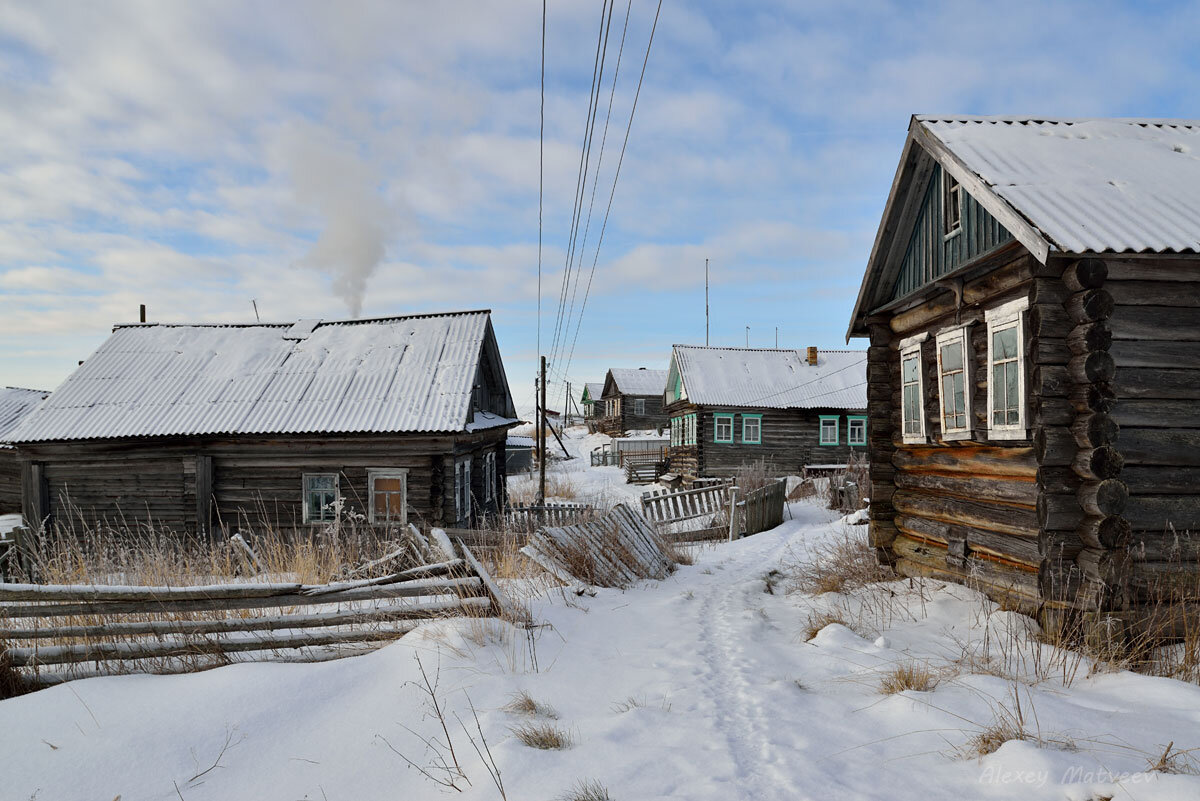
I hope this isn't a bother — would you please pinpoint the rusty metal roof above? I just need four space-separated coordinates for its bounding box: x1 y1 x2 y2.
10 310 516 443
919 116 1200 254
672 346 866 410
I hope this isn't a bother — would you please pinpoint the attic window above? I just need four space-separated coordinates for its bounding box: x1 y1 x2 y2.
943 172 962 236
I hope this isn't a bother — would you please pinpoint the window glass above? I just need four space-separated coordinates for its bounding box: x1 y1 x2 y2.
635 398 645 415
304 474 338 523
715 415 733 443
848 418 866 445
819 417 839 445
901 352 923 437
939 339 968 432
991 324 1021 425
743 416 761 444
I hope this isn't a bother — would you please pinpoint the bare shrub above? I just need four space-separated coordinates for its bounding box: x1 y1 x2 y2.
826 452 869 513
511 722 573 750
731 459 776 493
503 691 557 718
559 779 612 801
879 662 938 694
789 527 892 596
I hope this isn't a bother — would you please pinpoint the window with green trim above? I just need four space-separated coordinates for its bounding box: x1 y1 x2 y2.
847 416 867 446
714 414 734 443
818 416 839 446
670 416 680 446
742 414 762 444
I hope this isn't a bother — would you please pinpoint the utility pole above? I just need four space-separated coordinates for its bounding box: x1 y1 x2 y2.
565 381 571 427
705 258 710 346
745 326 749 347
775 326 778 348
538 355 547 506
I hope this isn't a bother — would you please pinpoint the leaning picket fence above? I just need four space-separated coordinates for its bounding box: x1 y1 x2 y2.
0 537 519 686
641 478 787 542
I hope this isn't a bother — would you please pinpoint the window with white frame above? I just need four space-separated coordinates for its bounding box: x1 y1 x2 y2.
742 414 762 444
483 451 496 504
935 324 973 439
685 413 696 445
944 171 962 236
634 398 646 415
847 416 867 446
714 413 733 443
303 473 339 523
671 416 681 446
899 332 928 444
367 469 408 525
986 297 1029 440
454 458 472 522
818 415 839 446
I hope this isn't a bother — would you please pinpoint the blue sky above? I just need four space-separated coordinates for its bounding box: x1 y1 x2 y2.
2 0 1199 415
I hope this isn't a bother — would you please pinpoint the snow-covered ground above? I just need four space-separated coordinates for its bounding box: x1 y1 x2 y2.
4 443 1200 800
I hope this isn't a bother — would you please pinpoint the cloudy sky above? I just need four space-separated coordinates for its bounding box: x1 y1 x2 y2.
2 0 1198 414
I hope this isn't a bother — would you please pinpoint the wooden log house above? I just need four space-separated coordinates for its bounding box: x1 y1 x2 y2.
580 382 604 421
596 368 669 436
9 310 519 536
848 115 1200 638
662 345 867 479
0 387 50 515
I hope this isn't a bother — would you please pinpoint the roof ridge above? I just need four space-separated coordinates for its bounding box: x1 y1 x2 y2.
915 114 1200 127
673 344 865 353
113 309 492 331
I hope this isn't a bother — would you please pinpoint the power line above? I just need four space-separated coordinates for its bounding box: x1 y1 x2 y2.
561 0 663 381
555 0 631 371
548 0 611 367
737 357 867 407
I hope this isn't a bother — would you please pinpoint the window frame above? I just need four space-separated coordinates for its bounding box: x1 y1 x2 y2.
686 413 696 445
985 297 1030 441
713 413 734 444
818 415 840 446
366 468 409 526
847 415 867 447
934 323 974 441
943 170 962 238
634 397 646 416
302 472 340 524
483 451 497 504
899 332 929 444
454 457 472 523
741 413 762 445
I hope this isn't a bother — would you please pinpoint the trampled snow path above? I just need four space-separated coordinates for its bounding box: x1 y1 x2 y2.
4 499 1200 800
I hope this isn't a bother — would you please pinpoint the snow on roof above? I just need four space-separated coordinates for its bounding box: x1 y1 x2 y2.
0 387 49 446
673 346 866 410
919 116 1200 254
607 368 668 396
11 310 514 443
583 382 604 401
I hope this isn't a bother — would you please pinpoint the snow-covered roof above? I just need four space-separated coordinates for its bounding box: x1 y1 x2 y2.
582 382 604 402
10 310 517 443
672 346 866 410
0 387 49 447
606 368 668 397
918 116 1200 254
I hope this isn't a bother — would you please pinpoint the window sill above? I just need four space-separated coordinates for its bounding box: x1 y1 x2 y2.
901 435 928 445
942 430 973 442
988 428 1029 441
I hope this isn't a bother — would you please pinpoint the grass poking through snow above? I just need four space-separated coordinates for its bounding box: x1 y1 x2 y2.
559 779 612 801
879 662 938 694
510 722 574 750
503 691 558 719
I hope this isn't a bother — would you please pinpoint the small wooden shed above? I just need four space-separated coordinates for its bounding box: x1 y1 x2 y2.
848 115 1200 638
0 387 50 515
10 310 519 536
662 345 867 479
597 368 669 436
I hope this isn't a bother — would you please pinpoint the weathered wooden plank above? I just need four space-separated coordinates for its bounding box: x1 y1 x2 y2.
1119 429 1200 466
1105 280 1200 306
895 513 1040 565
891 445 1036 478
1109 306 1200 341
1124 496 1200 531
893 489 1037 538
894 471 1034 504
1112 368 1200 400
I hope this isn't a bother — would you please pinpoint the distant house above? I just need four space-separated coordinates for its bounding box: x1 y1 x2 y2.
580 382 604 421
663 345 867 479
847 115 1200 636
597 368 669 436
0 387 50 515
10 310 519 535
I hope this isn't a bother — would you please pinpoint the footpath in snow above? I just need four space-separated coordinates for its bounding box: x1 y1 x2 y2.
4 496 1200 800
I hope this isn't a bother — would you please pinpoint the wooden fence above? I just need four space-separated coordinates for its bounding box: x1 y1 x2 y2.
521 505 674 591
640 478 787 542
624 453 667 485
0 536 518 685
506 503 595 531
739 479 788 537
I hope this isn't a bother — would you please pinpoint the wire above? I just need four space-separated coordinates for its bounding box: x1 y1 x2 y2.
734 357 867 407
561 0 663 380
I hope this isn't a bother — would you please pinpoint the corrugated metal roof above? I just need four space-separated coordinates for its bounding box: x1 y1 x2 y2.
608 368 668 396
0 387 50 446
582 382 604 402
918 116 1200 254
673 346 866 410
11 311 512 443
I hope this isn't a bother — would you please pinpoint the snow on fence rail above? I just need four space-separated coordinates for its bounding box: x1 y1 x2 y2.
0 537 519 683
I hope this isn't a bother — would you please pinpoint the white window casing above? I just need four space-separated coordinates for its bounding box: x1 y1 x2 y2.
935 323 974 441
482 452 496 504
302 473 340 524
634 398 646 416
898 332 929 444
367 469 409 525
455 458 472 521
985 297 1030 441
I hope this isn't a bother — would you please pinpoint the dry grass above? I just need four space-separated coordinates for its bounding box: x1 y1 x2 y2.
958 686 1075 760
559 779 611 801
510 722 573 750
788 527 892 596
0 650 30 700
826 452 869 514
879 661 938 694
503 691 557 718
731 459 777 493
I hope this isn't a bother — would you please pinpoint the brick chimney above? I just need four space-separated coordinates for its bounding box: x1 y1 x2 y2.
806 346 818 365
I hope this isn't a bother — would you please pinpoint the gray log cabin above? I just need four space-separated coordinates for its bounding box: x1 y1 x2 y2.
0 387 49 515
597 368 669 436
848 115 1200 640
663 345 867 479
9 310 519 536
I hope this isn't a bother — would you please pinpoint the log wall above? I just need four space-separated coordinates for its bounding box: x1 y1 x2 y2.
0 448 22 515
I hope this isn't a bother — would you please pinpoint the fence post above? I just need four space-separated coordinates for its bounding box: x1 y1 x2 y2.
727 486 739 542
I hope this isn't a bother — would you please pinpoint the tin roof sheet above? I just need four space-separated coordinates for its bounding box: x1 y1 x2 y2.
608 368 669 397
0 387 50 446
673 346 866 410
